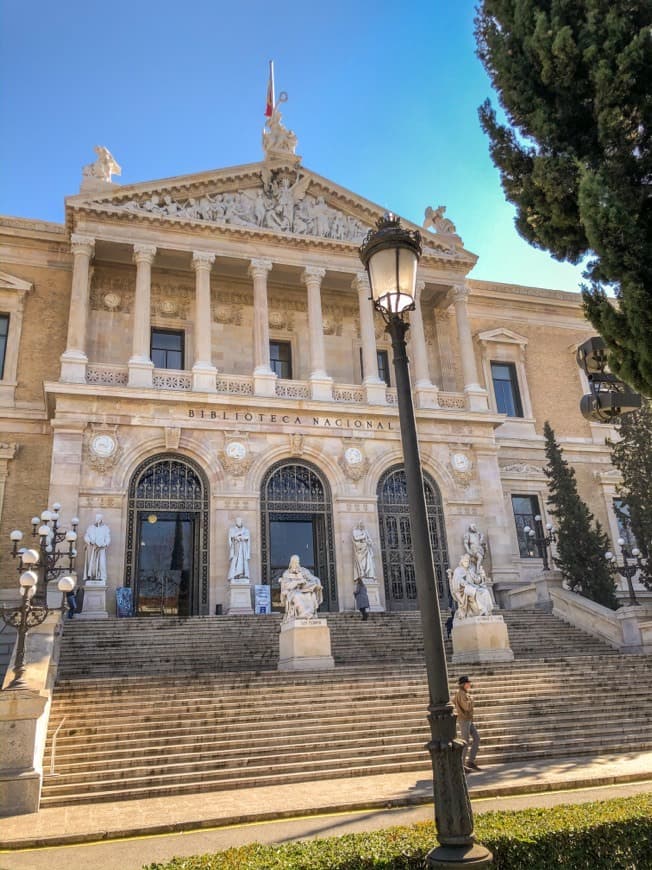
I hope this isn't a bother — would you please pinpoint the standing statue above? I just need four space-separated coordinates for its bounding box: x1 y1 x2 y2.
82 146 122 183
262 101 298 158
83 514 111 581
448 554 493 620
352 522 376 581
463 523 486 573
227 517 251 580
279 555 323 621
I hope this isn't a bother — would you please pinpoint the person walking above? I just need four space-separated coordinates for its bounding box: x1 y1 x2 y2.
353 578 370 621
453 675 481 772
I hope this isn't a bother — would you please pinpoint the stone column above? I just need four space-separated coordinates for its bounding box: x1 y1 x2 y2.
248 258 277 397
410 280 439 409
302 266 333 400
353 272 386 405
128 244 157 388
191 251 217 392
60 234 94 384
451 284 488 411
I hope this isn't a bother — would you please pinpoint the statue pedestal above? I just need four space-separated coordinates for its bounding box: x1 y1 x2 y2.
361 579 384 612
78 580 108 620
278 618 335 671
225 579 253 615
451 615 514 665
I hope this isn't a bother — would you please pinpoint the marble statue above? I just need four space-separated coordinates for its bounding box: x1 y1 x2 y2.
262 101 298 158
280 555 324 621
463 523 486 573
448 554 494 620
352 522 376 581
227 517 251 580
82 146 121 183
83 514 111 581
422 205 457 235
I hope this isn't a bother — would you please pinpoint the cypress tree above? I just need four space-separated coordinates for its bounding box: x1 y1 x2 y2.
609 401 652 588
543 421 617 608
475 2 652 396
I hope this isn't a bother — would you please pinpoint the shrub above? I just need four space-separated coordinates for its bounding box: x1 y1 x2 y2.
143 792 652 869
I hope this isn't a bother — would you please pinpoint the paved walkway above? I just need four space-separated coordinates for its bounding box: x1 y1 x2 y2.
1 750 651 852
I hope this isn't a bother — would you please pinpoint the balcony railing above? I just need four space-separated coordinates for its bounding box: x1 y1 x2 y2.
82 365 467 409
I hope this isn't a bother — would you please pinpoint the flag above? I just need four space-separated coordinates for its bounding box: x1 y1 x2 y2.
265 61 275 118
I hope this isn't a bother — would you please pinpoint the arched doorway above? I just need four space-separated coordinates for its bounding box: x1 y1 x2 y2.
377 465 449 611
261 460 337 612
125 454 209 616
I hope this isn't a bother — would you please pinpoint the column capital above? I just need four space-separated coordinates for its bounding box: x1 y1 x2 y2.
351 271 370 293
70 234 95 257
248 258 273 279
133 244 157 265
302 266 326 286
451 283 470 304
192 251 216 270
415 279 426 301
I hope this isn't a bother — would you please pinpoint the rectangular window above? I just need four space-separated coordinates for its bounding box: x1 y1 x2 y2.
360 348 391 387
613 498 637 549
0 315 8 380
491 361 523 417
270 340 292 379
511 494 542 558
151 329 184 370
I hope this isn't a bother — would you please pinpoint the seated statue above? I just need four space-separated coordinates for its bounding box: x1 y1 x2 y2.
280 554 323 621
449 554 494 620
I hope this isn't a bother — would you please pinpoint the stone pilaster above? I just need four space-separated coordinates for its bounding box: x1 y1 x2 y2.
191 251 217 392
451 284 488 411
302 266 333 401
411 281 439 409
60 234 94 384
128 244 157 388
353 272 386 405
475 446 520 592
248 258 276 397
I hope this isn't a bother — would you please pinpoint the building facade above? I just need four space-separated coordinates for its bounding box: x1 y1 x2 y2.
0 129 631 616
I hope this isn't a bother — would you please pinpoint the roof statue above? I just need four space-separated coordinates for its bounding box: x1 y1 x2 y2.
80 146 122 193
422 205 464 251
262 92 299 162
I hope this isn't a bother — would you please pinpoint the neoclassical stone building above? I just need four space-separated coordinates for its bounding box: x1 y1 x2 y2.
0 124 629 617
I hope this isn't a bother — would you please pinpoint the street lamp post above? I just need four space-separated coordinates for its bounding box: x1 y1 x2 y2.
522 515 556 571
605 539 645 606
360 214 492 868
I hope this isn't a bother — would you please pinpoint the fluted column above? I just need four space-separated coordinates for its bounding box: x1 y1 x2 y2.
410 281 439 409
248 258 276 397
191 251 217 392
451 283 488 411
128 244 156 388
353 272 386 405
60 234 94 383
302 266 332 400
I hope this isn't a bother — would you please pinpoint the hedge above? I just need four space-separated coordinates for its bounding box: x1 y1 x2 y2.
143 792 652 869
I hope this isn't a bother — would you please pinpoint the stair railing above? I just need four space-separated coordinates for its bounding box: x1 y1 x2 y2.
49 717 66 776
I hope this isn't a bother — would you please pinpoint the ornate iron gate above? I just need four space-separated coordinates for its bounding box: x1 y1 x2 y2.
261 461 337 612
377 465 449 610
125 454 209 615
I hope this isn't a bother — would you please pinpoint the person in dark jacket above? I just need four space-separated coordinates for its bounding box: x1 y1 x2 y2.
453 675 481 772
353 578 370 620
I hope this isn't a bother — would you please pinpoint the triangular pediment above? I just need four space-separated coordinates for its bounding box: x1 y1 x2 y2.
0 270 32 294
65 160 476 264
476 327 528 346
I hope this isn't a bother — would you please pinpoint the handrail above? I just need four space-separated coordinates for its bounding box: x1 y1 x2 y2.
49 717 66 776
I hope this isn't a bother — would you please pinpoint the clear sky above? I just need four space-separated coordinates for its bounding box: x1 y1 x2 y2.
0 0 588 292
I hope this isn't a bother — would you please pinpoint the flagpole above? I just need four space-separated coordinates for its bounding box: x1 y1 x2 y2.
269 60 276 110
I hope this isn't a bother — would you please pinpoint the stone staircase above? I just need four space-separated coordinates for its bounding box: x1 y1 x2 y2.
41 610 651 808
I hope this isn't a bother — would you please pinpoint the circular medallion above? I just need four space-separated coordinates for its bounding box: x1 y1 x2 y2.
226 441 247 460
344 447 363 466
91 434 117 458
451 452 470 472
103 292 121 310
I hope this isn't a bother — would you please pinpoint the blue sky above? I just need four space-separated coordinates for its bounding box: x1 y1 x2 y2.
0 1 587 292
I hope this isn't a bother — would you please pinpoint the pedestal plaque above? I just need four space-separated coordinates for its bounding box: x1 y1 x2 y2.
225 579 254 615
278 618 335 671
451 615 514 664
78 580 108 619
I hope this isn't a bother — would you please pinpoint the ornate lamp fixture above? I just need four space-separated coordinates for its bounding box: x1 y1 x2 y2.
10 503 79 602
523 515 557 571
359 214 492 868
576 336 641 423
605 538 646 606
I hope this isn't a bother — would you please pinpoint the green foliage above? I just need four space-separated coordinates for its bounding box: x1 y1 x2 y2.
543 422 617 608
475 1 652 396
142 793 652 869
609 400 652 587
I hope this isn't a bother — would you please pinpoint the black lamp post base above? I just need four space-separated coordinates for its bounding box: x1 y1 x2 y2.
426 842 493 868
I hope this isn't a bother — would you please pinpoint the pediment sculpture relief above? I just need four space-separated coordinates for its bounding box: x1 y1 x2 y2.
118 167 371 243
